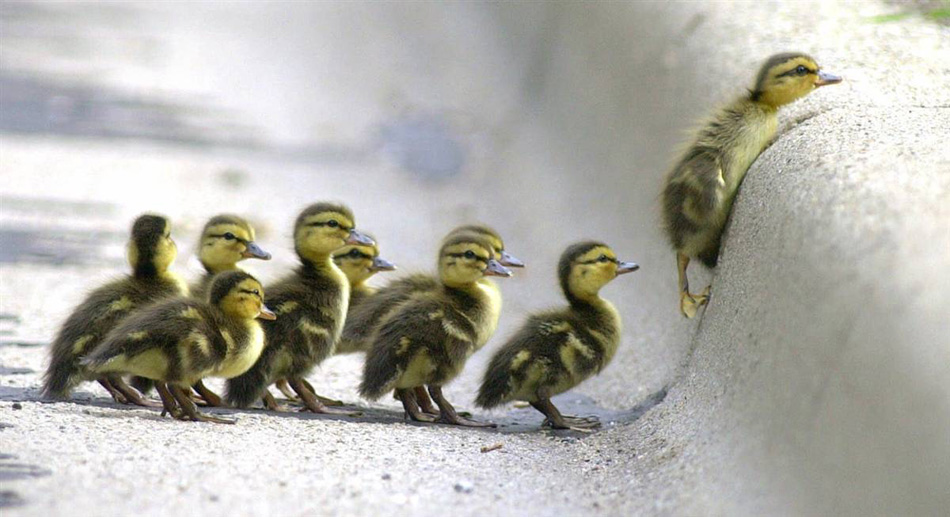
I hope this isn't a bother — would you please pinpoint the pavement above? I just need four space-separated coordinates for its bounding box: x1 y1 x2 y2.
1 1 948 516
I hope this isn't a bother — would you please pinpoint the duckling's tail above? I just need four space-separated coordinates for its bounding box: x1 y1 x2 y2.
358 344 399 401
41 357 81 400
224 367 267 408
475 353 514 409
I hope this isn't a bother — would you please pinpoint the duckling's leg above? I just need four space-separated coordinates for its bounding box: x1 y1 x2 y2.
192 380 225 407
413 386 439 416
275 379 298 400
678 252 710 319
288 378 361 417
530 398 599 432
305 378 344 407
155 383 183 419
110 376 162 408
261 391 291 412
427 386 496 428
395 388 436 422
169 385 235 424
97 377 128 404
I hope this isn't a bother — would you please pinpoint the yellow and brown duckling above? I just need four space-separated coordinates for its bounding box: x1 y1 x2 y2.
661 52 841 318
41 214 187 406
82 271 276 424
190 214 271 300
344 224 522 413
273 235 396 400
225 202 373 415
359 232 512 427
131 214 272 405
476 242 638 431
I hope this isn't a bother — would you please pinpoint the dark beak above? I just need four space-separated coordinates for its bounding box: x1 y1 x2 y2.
483 259 513 278
371 256 397 272
499 250 525 268
242 241 272 260
815 70 842 87
616 261 640 275
258 304 277 320
347 229 375 246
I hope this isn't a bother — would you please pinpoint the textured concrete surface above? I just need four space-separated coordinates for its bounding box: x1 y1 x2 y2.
1 1 948 516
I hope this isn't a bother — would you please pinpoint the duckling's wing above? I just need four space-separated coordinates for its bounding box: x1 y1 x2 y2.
343 274 438 345
359 297 473 399
662 145 724 248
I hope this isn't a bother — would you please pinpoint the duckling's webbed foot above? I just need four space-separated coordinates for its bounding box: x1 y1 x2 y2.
169 385 235 424
413 386 440 416
262 391 292 412
98 377 129 404
396 388 436 422
110 377 162 408
677 252 710 319
289 378 361 416
428 386 496 428
192 380 225 407
532 399 598 432
155 383 184 420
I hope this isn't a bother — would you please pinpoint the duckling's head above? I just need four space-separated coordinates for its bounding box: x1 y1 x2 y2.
293 202 375 263
127 214 177 277
438 232 512 288
558 241 639 303
198 214 271 274
751 52 841 108
209 270 276 321
448 224 524 267
332 234 397 286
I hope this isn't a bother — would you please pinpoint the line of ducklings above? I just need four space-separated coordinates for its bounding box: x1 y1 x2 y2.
43 204 637 430
40 51 842 428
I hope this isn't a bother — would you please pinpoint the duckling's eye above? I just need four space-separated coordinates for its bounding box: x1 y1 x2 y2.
464 250 476 260
223 232 236 240
327 220 339 228
348 249 363 258
252 289 260 296
796 65 808 75
599 254 610 262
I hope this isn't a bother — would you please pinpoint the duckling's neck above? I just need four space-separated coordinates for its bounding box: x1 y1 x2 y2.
201 261 239 275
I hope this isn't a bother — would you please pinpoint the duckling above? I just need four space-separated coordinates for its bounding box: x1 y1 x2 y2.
359 232 512 427
41 214 187 406
131 214 272 405
272 235 396 400
661 52 841 318
476 242 638 430
224 202 374 414
82 271 276 424
332 235 397 354
344 224 522 413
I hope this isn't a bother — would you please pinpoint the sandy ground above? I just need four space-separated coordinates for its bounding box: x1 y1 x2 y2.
2 1 948 515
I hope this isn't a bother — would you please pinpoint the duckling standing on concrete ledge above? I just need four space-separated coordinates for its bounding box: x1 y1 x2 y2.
132 214 271 405
41 214 187 405
83 271 276 424
345 224 522 414
661 52 841 318
225 203 374 415
359 232 512 427
477 242 638 431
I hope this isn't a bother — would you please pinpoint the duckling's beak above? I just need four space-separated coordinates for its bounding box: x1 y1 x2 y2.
483 259 513 277
499 250 525 268
243 241 272 260
815 70 842 87
616 261 640 275
371 256 397 272
347 229 375 246
258 304 277 320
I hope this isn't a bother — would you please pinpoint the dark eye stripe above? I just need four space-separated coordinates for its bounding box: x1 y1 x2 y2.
447 252 488 262
210 233 248 244
778 66 815 78
307 221 352 231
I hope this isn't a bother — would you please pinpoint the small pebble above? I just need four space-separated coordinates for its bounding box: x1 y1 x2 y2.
11 403 22 410
453 481 474 494
381 473 391 480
